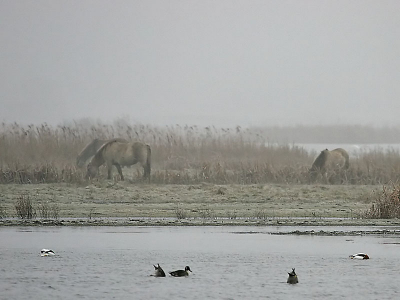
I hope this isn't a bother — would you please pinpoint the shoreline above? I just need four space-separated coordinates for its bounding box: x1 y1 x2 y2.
2 216 400 232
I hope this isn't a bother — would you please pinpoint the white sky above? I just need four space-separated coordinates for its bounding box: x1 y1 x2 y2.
1 0 399 127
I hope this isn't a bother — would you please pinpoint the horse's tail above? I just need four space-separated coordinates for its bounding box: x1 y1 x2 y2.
145 144 151 182
335 148 350 169
342 151 350 169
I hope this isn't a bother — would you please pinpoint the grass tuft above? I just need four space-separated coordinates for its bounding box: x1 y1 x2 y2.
15 194 36 219
174 204 188 219
364 184 400 218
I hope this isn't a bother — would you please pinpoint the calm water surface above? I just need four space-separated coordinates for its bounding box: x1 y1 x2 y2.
1 226 399 300
296 143 400 156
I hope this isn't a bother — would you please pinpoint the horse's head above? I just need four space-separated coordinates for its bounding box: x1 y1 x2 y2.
76 156 85 168
86 162 98 179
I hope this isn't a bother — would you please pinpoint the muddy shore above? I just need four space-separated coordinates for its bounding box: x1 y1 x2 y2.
1 182 399 231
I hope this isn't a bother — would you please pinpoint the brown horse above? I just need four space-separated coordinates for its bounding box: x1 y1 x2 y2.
86 140 151 181
310 148 350 173
76 138 127 167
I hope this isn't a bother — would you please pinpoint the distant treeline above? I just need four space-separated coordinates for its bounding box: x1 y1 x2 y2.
253 124 400 144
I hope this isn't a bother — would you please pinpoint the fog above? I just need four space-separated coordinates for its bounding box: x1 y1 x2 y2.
1 0 399 127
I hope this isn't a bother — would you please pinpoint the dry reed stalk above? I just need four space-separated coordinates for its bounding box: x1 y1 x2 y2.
364 184 400 218
1 122 400 185
15 194 36 219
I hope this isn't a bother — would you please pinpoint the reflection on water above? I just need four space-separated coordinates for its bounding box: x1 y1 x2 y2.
1 226 400 300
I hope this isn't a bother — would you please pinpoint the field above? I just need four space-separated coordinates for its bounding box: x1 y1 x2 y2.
1 121 400 226
1 182 398 227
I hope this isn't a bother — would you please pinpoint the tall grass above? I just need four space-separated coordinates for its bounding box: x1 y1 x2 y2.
15 195 36 219
1 121 400 185
364 184 400 218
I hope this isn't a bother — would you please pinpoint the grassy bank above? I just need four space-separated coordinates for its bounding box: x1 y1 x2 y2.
0 182 382 221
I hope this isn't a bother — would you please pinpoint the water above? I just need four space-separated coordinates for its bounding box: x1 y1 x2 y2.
1 226 400 300
295 143 400 157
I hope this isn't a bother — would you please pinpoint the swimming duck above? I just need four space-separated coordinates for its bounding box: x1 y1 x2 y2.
287 268 298 284
169 266 192 277
152 264 166 277
41 249 55 256
349 253 369 260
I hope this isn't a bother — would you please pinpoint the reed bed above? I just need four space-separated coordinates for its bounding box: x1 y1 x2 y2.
1 121 400 185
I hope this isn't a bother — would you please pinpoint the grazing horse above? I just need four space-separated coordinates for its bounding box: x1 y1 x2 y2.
311 148 350 173
86 140 151 181
310 148 349 182
76 138 127 167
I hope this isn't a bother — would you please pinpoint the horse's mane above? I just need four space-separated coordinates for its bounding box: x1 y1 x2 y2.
78 138 129 166
94 139 119 157
90 139 121 165
76 138 104 166
77 139 95 158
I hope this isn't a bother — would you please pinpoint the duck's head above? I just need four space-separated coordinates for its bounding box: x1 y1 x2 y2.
185 266 192 272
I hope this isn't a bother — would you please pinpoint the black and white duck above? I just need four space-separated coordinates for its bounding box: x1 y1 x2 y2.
41 249 55 257
349 253 370 260
152 264 166 277
169 266 192 277
287 268 298 284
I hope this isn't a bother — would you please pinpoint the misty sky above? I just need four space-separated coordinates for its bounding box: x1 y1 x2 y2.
1 0 399 127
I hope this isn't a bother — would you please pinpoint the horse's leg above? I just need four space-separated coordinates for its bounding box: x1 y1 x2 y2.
115 164 124 181
323 170 329 184
107 162 113 179
143 166 147 179
141 162 147 179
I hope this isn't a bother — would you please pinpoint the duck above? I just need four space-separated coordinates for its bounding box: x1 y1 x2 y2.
287 268 298 284
169 266 192 277
152 264 166 277
349 253 369 260
41 249 55 256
